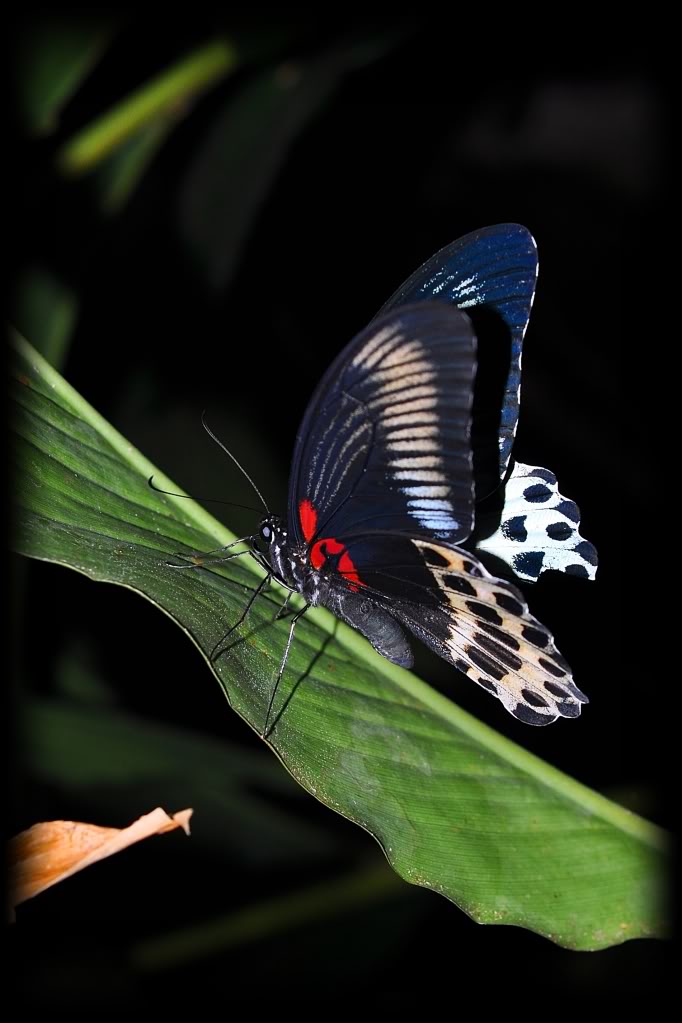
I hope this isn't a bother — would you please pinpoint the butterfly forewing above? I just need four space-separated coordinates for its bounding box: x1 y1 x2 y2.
375 223 538 482
288 304 477 547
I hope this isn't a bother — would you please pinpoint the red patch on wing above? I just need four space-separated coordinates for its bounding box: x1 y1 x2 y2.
299 499 318 542
310 538 365 591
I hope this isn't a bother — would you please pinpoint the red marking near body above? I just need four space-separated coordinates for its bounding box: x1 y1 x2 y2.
299 498 318 542
310 537 365 591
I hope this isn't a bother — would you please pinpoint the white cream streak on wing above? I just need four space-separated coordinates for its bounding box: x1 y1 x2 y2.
379 340 424 369
310 404 369 504
351 324 400 369
401 485 451 498
315 421 373 509
387 438 440 453
353 330 461 532
390 456 446 470
370 370 437 400
379 391 439 414
383 411 439 428
386 425 439 442
393 469 448 483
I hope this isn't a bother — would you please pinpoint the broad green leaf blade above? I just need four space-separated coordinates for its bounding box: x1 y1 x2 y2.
10 335 668 950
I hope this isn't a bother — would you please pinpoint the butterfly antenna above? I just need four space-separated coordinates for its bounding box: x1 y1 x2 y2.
201 411 270 514
147 476 262 515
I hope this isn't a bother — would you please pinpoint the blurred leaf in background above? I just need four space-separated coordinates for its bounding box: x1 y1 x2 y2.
56 37 239 177
179 31 404 292
12 267 78 369
14 14 117 135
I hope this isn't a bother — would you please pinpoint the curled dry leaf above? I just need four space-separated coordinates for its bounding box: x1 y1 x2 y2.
9 807 193 917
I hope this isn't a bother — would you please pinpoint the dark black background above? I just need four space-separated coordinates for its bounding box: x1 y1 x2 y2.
9 15 669 1006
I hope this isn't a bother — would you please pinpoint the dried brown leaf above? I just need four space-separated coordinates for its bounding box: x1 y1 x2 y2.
9 807 193 916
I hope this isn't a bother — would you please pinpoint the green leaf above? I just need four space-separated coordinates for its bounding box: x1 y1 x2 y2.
12 267 78 369
10 334 669 950
93 116 177 215
56 39 239 175
14 15 116 135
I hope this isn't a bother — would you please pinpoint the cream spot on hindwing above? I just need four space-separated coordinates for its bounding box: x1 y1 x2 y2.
407 538 588 725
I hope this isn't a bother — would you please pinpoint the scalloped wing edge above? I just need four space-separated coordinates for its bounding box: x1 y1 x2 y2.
474 462 598 583
393 540 589 725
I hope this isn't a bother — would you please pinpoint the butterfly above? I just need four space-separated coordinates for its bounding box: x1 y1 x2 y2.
214 224 597 734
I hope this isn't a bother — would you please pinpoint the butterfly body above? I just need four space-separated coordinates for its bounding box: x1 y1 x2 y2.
255 515 415 667
232 225 597 730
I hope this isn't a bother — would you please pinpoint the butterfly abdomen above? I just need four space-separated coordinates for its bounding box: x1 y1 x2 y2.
326 589 414 668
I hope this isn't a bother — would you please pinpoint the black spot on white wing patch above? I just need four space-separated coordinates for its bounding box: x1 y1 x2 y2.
405 540 588 725
474 462 598 583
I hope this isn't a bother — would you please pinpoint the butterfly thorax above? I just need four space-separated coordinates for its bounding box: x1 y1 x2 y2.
256 515 332 607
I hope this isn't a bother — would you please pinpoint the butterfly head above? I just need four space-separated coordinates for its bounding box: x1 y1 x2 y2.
255 514 301 586
255 515 289 562
256 514 339 607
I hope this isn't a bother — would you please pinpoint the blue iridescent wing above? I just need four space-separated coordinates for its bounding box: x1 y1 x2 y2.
287 304 476 548
374 224 538 484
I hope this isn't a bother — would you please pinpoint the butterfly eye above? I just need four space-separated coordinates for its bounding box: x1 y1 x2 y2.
260 524 272 543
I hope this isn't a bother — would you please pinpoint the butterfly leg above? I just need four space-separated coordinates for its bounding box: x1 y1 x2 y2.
273 591 292 621
262 602 310 739
165 539 254 569
210 571 272 662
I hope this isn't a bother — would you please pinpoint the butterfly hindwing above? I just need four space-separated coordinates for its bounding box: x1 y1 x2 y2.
327 535 587 725
288 303 477 547
474 462 598 582
375 224 538 481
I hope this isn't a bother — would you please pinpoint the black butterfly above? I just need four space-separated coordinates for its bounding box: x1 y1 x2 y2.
211 225 597 734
